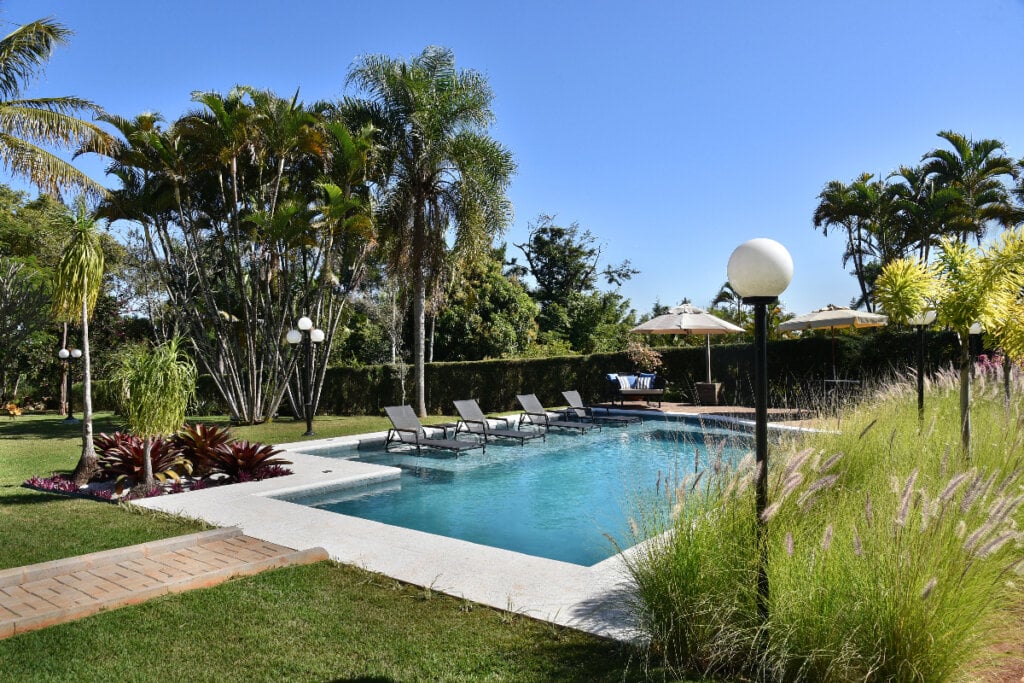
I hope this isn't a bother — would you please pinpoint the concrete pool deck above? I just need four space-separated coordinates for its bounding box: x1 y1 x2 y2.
133 407 802 641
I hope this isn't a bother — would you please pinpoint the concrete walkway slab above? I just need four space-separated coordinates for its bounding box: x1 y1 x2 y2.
0 528 328 639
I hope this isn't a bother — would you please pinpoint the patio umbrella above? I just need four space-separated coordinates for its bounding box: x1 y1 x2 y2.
778 304 888 379
630 303 745 383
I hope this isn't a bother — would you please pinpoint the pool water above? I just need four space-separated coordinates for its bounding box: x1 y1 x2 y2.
283 418 753 566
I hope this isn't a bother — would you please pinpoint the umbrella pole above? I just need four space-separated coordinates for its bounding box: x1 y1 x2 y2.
705 334 712 384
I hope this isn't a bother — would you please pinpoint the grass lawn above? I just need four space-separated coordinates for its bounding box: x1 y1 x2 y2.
0 412 657 682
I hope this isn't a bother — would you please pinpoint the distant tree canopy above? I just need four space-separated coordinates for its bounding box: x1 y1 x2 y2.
813 130 1020 310
510 214 638 354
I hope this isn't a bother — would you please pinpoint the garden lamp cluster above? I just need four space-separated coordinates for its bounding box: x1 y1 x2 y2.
57 347 83 424
726 238 793 622
287 316 324 436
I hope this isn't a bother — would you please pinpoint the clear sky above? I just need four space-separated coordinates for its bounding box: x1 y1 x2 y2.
7 0 1024 316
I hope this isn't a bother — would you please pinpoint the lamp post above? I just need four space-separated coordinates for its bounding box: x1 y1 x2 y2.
58 348 83 424
286 316 325 436
908 311 936 423
726 238 793 622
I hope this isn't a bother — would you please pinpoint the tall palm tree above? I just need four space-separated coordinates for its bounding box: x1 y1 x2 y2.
921 130 1017 244
0 16 111 197
51 198 104 485
813 174 892 311
346 46 516 416
887 164 959 261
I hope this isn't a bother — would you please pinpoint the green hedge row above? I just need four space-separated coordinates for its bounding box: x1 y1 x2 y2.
129 329 962 417
312 329 961 415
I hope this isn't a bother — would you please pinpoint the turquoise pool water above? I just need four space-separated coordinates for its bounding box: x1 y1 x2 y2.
283 417 753 566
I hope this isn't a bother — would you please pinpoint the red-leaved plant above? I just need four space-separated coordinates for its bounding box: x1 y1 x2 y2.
205 440 292 482
173 423 234 476
97 433 193 494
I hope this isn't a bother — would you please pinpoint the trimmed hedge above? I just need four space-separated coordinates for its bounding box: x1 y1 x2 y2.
175 329 963 416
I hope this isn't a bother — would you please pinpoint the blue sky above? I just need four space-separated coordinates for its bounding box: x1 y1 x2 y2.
7 0 1024 315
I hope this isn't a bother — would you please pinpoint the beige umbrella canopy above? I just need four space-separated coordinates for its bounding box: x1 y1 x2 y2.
778 304 888 379
630 303 745 383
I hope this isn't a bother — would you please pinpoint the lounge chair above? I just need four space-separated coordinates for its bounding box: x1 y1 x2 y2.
453 399 545 444
384 405 485 454
515 394 597 434
561 390 641 426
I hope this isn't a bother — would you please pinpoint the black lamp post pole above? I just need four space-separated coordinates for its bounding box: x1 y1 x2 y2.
745 295 776 622
64 358 75 422
303 331 314 437
917 324 926 423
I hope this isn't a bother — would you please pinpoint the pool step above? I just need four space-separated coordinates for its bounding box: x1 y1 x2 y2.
0 528 328 639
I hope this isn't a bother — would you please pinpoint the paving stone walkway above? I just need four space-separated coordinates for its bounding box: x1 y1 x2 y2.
0 527 327 639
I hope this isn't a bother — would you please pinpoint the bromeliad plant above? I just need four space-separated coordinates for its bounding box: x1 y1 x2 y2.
204 440 291 482
173 423 234 477
97 434 192 494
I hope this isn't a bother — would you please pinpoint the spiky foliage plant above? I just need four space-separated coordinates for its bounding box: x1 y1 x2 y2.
111 338 196 490
173 423 234 476
97 434 192 494
204 440 291 482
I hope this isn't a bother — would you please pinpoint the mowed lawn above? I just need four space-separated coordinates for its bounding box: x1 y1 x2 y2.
0 413 656 682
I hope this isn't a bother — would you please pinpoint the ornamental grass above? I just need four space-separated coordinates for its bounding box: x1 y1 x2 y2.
624 366 1024 681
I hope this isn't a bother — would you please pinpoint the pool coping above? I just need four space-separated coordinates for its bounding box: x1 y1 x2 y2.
131 410 792 642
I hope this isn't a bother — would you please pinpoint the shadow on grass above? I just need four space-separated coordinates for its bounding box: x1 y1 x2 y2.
0 415 124 440
0 488 78 505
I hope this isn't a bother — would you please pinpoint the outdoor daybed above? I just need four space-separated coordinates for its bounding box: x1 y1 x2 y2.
605 373 666 406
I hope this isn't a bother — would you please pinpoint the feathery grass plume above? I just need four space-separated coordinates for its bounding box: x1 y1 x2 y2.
938 471 970 505
896 469 919 527
782 448 813 480
865 492 874 527
988 493 1024 527
858 419 877 440
887 428 898 456
960 471 988 513
939 442 949 476
976 532 1016 558
779 472 804 499
852 527 863 556
963 522 994 553
628 516 639 537
693 447 700 474
926 414 938 441
920 577 938 600
821 524 833 551
796 473 839 512
785 531 794 557
990 467 1021 500
956 519 967 538
689 470 704 493
760 502 781 522
817 452 843 473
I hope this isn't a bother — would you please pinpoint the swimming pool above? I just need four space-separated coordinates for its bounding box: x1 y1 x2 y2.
280 416 753 566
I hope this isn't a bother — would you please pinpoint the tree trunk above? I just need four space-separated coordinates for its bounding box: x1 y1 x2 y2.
413 268 426 417
959 338 971 458
71 290 98 486
142 436 155 488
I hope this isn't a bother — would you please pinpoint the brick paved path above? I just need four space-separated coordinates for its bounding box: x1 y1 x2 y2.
0 528 327 639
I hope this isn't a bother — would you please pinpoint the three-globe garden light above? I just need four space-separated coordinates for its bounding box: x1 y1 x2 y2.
57 347 83 424
286 316 325 437
726 238 793 622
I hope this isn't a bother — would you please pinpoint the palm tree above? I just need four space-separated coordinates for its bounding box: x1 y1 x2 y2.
921 131 1017 244
346 46 516 416
0 16 111 197
813 176 875 310
887 164 959 261
51 198 104 485
112 338 196 491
